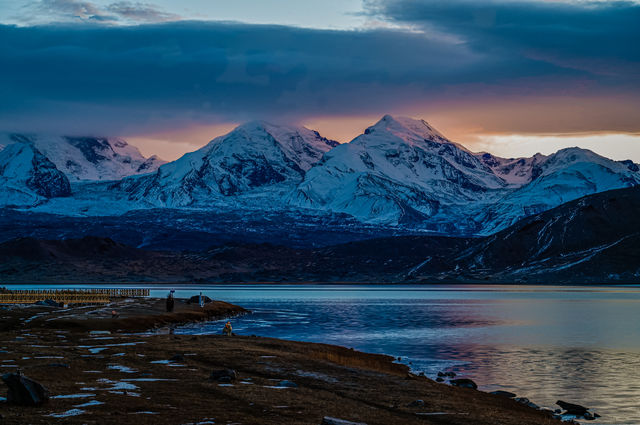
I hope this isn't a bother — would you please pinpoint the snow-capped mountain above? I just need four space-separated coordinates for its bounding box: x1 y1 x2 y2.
0 143 71 206
0 134 165 181
477 147 640 232
290 115 506 227
2 116 639 238
476 152 548 187
114 121 338 206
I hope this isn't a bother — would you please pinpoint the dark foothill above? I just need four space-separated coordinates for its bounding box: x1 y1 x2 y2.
450 378 477 389
209 369 237 383
1 373 49 406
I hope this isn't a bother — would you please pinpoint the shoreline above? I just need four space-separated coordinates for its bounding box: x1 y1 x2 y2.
0 297 567 424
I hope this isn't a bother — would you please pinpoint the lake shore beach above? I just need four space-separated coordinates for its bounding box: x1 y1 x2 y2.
0 296 564 424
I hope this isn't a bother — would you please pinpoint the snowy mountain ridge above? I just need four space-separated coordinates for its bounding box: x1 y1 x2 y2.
1 115 639 237
0 133 165 181
0 143 71 206
290 115 509 227
113 120 339 207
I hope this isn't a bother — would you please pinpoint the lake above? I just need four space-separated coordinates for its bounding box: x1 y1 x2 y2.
10 284 640 423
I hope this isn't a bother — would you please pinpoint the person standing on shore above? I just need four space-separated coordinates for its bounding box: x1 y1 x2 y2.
223 321 232 336
166 290 175 313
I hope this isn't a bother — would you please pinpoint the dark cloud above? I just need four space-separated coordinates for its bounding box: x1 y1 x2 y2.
364 0 640 79
1 2 639 136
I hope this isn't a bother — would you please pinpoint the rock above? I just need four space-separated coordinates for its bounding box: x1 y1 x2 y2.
188 295 213 304
450 378 477 389
435 377 444 382
209 369 237 383
490 390 516 398
1 373 49 406
556 400 589 416
583 412 596 421
406 399 425 407
277 380 298 388
321 417 367 425
437 371 456 378
169 354 185 362
594 413 601 418
513 397 540 410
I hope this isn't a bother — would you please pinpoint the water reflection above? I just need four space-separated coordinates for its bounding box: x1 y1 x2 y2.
170 286 640 424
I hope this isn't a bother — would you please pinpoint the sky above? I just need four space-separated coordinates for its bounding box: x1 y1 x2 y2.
1 0 639 161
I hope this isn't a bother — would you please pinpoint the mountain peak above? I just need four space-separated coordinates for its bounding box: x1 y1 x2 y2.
366 115 445 141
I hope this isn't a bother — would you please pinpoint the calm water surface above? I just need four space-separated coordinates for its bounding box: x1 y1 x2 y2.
12 284 640 424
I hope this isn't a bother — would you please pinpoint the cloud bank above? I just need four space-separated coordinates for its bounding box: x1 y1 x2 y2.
1 0 639 137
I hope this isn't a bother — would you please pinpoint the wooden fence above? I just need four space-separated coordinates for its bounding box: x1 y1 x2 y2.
0 288 150 304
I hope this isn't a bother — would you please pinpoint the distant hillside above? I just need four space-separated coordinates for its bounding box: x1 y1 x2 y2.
421 185 640 283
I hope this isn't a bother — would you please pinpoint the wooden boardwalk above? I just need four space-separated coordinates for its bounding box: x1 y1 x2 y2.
0 288 150 304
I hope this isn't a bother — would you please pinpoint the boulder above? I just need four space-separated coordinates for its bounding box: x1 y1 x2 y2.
491 390 516 398
321 417 367 425
556 400 589 416
435 377 444 383
437 371 456 378
450 378 477 389
188 295 213 304
209 369 237 383
514 397 540 409
1 373 49 406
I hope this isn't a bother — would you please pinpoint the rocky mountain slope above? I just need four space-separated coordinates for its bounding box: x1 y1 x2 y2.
0 133 165 181
0 143 71 206
114 121 338 207
290 115 507 230
426 185 640 283
476 148 640 233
